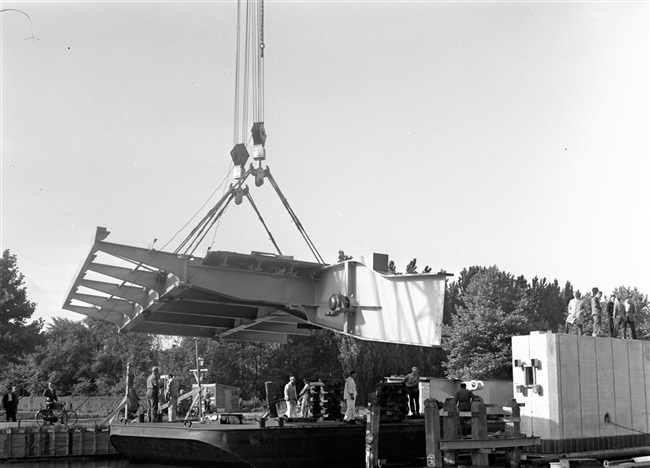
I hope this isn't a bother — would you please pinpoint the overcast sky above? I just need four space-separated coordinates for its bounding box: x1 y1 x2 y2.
2 0 648 325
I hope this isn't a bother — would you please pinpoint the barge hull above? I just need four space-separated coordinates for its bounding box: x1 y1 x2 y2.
110 420 426 467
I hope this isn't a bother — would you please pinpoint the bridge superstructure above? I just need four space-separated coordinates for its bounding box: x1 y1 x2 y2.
63 227 447 347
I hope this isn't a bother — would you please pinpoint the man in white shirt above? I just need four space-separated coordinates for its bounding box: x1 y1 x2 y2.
623 298 637 339
565 291 585 335
165 374 180 422
343 370 357 424
284 376 298 418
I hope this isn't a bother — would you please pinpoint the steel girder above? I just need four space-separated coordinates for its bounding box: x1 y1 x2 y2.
63 227 447 346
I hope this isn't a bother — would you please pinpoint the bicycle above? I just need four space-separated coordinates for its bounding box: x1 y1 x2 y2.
35 401 78 427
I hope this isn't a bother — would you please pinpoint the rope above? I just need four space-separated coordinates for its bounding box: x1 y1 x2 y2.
164 168 233 253
175 168 252 255
0 9 38 45
604 414 647 435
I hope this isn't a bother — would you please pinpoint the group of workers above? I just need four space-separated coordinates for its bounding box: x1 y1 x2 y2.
127 367 221 423
128 367 185 423
283 371 358 423
282 367 475 429
565 288 639 339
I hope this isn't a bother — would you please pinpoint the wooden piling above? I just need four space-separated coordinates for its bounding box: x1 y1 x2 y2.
1 426 116 460
504 399 522 468
471 398 489 466
365 394 381 468
442 397 459 466
424 398 442 467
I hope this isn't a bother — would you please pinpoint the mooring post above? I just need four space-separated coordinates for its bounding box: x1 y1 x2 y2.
442 397 459 466
424 398 442 467
471 398 489 466
504 399 521 468
365 394 380 468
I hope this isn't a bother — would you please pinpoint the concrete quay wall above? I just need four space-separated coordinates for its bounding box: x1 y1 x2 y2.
512 332 650 455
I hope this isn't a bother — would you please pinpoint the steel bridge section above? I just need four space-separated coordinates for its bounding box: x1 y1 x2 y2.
63 227 447 346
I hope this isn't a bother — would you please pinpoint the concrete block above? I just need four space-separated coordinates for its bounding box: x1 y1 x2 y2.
559 335 583 438
644 341 650 435
628 341 649 433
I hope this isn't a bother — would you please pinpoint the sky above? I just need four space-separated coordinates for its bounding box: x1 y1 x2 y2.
1 0 648 326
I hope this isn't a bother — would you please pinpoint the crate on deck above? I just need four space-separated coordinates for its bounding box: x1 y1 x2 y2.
376 382 408 422
321 380 344 421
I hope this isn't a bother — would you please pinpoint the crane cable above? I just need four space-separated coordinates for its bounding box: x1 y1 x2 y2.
233 0 242 144
177 0 324 264
245 190 283 256
175 168 253 255
266 169 324 264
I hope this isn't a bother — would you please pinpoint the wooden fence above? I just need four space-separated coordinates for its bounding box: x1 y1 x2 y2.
424 397 539 467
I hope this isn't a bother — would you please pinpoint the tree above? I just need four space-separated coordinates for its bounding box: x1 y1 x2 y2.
442 266 545 380
0 250 44 370
333 333 446 405
20 317 157 397
527 277 566 332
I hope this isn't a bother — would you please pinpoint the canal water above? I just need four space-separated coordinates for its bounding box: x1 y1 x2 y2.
2 459 187 468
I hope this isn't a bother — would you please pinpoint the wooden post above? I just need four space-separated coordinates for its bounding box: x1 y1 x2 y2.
504 399 521 468
424 398 442 467
265 381 280 418
442 397 459 466
471 398 489 467
125 362 130 421
365 394 380 468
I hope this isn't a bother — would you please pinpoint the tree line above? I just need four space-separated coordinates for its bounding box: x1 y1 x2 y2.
1 249 648 407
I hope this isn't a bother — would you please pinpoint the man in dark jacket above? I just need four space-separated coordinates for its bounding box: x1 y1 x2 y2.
605 295 615 337
146 367 161 422
455 383 477 435
2 385 19 422
623 298 637 339
404 367 421 417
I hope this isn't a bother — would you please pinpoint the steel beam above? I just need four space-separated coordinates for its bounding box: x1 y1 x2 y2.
64 227 447 346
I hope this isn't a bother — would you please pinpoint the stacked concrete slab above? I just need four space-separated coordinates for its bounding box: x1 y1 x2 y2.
512 332 650 455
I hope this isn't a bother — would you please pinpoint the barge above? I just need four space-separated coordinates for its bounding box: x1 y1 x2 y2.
109 418 426 467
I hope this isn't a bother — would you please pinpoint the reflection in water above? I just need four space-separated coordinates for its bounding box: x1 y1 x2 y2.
4 459 189 468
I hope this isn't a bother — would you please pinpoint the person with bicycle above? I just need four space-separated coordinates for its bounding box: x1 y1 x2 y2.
43 382 58 414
